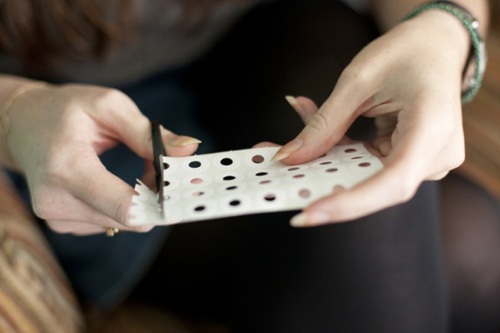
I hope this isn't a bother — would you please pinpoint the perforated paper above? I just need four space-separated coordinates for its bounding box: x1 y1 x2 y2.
129 143 382 226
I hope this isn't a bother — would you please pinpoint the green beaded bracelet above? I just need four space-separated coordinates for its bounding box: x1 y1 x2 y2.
402 1 486 104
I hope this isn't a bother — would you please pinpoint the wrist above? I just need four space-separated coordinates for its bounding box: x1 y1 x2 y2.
401 1 486 103
408 10 470 62
0 79 48 170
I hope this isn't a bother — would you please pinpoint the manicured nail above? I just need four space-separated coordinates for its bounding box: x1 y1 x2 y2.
285 95 304 113
290 211 331 227
167 136 202 147
290 213 309 227
271 139 303 161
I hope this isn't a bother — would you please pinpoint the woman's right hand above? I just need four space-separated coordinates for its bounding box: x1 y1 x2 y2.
4 82 200 235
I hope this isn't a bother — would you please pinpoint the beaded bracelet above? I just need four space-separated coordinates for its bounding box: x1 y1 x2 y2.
402 1 486 104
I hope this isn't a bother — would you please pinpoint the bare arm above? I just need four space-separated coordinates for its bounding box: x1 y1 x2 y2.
275 0 492 226
370 0 489 34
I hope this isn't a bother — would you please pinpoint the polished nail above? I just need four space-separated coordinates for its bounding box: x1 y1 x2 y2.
290 211 331 227
271 139 303 161
285 95 303 112
290 213 309 227
167 136 202 147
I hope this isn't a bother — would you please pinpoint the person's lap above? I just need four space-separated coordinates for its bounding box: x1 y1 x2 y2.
135 2 448 331
441 173 500 333
133 181 447 333
5 2 450 332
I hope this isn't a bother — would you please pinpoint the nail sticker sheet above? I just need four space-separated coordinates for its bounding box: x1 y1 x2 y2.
129 143 383 226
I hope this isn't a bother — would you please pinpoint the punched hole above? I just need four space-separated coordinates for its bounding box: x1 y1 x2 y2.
351 156 363 160
319 161 332 165
298 189 311 198
229 199 241 207
255 171 268 177
163 180 171 187
333 185 345 192
223 175 236 181
163 162 170 170
190 177 204 184
264 194 276 202
344 148 357 153
358 162 371 167
287 167 300 171
220 158 233 166
252 155 265 164
194 205 206 212
326 168 338 173
259 180 272 185
226 185 238 191
292 174 305 179
192 191 204 197
189 161 202 168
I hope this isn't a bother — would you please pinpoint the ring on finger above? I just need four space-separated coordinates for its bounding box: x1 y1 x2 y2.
105 227 119 237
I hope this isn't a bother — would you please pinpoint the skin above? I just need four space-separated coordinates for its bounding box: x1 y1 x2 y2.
1 80 200 235
0 0 490 233
273 0 490 226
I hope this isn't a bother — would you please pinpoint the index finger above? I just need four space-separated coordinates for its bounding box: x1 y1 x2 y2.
274 82 366 165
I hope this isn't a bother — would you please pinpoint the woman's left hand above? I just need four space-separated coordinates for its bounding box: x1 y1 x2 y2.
274 11 469 226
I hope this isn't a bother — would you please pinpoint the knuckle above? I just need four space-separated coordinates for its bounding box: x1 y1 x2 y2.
43 153 75 184
113 202 130 226
448 147 465 170
30 172 73 221
435 134 465 173
393 180 419 204
103 87 126 100
31 201 52 220
51 168 74 187
430 171 449 181
339 65 371 88
99 88 132 106
307 111 332 137
31 189 58 220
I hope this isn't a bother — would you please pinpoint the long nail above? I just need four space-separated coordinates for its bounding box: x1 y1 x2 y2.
290 210 331 227
285 95 304 113
167 136 202 147
271 139 303 161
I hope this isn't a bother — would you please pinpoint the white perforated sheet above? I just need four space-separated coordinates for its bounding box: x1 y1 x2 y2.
129 143 383 226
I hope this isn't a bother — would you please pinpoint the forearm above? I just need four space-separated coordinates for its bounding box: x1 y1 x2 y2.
370 0 489 35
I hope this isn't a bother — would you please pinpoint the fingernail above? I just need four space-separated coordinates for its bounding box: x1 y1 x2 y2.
285 95 303 112
271 139 303 161
290 211 331 227
290 213 309 227
167 136 202 147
